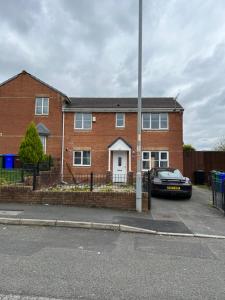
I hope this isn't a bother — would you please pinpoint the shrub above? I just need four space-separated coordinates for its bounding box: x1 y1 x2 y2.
183 144 195 151
19 122 44 165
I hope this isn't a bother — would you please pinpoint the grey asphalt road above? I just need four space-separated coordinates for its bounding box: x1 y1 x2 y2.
0 225 224 300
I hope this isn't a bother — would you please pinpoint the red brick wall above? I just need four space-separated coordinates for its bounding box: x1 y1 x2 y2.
64 112 136 175
0 187 149 212
0 72 64 158
63 111 183 175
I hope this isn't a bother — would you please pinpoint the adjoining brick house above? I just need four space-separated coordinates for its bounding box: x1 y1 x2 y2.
0 71 184 182
0 70 69 160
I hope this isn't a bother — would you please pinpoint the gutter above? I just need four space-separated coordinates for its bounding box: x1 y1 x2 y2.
62 107 184 113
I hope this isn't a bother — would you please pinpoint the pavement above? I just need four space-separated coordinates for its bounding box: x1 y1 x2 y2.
0 186 224 237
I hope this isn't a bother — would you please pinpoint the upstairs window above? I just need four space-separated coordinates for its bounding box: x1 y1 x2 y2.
142 113 168 130
75 113 92 129
35 97 49 115
116 113 125 128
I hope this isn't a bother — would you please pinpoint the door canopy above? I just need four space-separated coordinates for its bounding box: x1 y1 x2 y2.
108 138 131 151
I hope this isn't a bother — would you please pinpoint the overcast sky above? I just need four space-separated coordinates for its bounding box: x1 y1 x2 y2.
1 0 225 149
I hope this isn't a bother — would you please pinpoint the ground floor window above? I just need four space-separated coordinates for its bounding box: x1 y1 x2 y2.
39 135 46 154
73 150 91 166
142 151 168 170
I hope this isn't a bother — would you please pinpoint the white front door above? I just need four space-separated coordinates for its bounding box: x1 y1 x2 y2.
113 151 127 183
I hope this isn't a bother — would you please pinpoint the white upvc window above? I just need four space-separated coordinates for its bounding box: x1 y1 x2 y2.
35 97 49 115
116 113 125 128
39 135 47 154
142 151 169 171
73 150 91 166
142 113 168 130
74 113 92 129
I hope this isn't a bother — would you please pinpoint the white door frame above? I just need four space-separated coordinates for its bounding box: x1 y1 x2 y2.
108 138 132 175
112 151 127 183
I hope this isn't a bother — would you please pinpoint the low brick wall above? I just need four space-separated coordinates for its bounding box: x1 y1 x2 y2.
0 187 149 212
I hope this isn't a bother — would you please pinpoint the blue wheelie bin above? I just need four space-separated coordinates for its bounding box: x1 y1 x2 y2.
4 154 16 169
0 155 3 169
219 172 225 192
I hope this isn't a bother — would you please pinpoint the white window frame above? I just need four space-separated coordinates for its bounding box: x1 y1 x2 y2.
115 113 125 128
74 113 92 130
39 135 47 154
73 150 91 167
142 151 169 171
35 97 49 115
142 113 168 130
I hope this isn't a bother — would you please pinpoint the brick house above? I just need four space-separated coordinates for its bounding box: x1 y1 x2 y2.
0 71 184 182
0 70 69 160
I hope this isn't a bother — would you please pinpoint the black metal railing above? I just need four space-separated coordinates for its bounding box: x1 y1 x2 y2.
0 165 38 190
0 168 24 184
58 173 135 193
0 169 152 203
0 168 29 192
211 174 225 215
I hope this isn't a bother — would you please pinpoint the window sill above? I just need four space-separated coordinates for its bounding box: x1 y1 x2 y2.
73 165 91 167
142 129 169 131
74 128 92 131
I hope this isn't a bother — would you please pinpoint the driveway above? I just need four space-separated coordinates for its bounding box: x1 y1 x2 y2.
150 186 225 236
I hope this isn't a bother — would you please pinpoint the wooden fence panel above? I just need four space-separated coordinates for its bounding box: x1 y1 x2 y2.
183 151 225 183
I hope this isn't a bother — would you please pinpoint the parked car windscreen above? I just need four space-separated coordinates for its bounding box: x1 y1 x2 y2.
157 169 183 179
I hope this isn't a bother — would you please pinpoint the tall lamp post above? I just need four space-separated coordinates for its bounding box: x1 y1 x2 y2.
136 0 143 212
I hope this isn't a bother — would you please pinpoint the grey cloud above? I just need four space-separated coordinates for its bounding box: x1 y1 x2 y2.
60 0 137 49
1 0 225 149
184 43 225 80
0 0 42 34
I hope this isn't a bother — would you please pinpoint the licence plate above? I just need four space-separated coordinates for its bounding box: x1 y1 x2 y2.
167 186 181 190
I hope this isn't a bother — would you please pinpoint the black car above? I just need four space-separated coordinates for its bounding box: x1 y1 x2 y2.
150 168 192 199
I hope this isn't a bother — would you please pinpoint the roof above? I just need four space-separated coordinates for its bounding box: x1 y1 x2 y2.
63 97 183 112
0 71 184 111
0 70 70 103
36 123 50 136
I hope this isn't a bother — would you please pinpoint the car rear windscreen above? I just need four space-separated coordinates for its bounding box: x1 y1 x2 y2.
158 169 183 179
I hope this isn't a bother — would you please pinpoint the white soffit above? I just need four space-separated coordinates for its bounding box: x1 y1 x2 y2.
109 138 131 151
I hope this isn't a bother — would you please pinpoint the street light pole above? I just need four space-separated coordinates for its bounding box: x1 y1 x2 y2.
136 0 142 212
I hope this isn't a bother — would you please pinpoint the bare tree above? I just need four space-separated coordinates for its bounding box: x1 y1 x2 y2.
214 138 225 151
